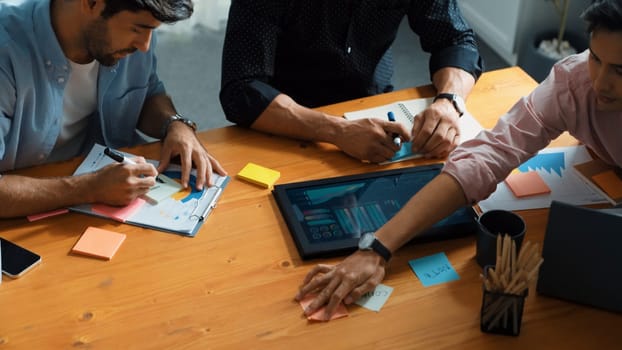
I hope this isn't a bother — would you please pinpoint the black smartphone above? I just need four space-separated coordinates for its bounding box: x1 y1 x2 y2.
1 237 41 278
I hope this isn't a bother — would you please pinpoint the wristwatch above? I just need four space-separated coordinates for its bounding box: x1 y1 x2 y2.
358 232 392 262
161 113 197 138
434 93 466 117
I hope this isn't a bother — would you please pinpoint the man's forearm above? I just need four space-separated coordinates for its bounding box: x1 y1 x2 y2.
137 94 177 139
432 67 476 98
0 174 93 218
251 94 345 144
375 173 468 253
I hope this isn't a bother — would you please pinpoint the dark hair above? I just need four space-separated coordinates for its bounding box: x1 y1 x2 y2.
581 0 622 33
100 0 193 24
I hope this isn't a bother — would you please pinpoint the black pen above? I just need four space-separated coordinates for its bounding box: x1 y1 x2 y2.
387 111 402 147
104 147 137 165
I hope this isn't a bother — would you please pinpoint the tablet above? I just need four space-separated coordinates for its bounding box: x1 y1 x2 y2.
273 164 477 260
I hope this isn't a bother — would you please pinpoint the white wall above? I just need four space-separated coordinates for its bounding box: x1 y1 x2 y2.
460 0 592 65
459 0 523 65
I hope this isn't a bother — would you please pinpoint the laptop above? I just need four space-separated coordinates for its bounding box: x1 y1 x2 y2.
536 201 622 313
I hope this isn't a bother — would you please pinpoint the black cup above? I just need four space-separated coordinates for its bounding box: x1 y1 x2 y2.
475 210 526 268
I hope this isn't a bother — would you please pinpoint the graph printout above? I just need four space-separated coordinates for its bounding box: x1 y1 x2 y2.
478 145 607 212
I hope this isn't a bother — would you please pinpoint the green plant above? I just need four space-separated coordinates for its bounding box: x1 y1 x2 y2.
549 0 571 53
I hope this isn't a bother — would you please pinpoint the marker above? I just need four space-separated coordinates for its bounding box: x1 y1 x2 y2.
104 147 162 183
104 147 136 165
387 111 402 147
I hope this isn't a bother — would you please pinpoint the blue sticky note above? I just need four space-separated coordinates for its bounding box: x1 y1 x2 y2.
355 284 393 312
408 252 460 287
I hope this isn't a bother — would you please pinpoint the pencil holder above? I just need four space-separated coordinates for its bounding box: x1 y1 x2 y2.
480 286 527 336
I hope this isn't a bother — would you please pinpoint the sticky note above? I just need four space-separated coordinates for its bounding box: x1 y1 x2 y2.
71 227 126 260
504 171 551 198
298 294 348 321
592 170 622 199
92 198 146 222
144 173 183 204
27 208 69 222
355 284 393 312
237 162 280 189
408 252 460 287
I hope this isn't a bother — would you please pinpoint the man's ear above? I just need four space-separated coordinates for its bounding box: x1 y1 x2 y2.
81 0 103 16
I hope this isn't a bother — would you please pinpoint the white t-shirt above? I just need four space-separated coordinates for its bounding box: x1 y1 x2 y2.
51 60 99 160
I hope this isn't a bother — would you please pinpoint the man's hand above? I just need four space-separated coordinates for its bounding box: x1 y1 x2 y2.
90 158 158 206
157 122 227 190
295 250 386 321
410 99 461 158
333 118 411 163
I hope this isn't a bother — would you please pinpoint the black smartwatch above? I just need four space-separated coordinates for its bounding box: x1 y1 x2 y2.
358 232 392 262
161 114 197 138
434 93 466 117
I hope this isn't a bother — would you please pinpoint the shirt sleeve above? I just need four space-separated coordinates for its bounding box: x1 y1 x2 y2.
407 0 483 82
442 63 573 204
219 0 286 127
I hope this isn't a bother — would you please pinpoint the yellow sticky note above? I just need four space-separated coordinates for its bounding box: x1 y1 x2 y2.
237 162 280 189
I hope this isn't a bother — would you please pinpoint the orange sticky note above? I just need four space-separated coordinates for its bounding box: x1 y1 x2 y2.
71 227 126 260
505 171 551 198
592 170 622 199
298 294 349 322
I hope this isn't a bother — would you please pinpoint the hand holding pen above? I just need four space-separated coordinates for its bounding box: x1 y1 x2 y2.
387 111 402 147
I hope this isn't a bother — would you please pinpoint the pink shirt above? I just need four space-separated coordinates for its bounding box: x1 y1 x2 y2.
443 50 622 204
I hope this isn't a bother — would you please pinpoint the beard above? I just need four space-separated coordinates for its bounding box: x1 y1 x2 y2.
83 18 136 66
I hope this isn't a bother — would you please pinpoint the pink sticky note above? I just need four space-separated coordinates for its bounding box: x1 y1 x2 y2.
27 208 69 222
298 294 348 321
505 171 551 198
71 227 126 260
92 198 146 222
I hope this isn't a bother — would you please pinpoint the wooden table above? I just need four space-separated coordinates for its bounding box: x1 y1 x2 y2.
1 67 619 349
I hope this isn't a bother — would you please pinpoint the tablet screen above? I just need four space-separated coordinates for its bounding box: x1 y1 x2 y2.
273 164 476 259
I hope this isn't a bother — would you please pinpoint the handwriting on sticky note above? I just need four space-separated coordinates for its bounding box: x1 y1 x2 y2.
355 284 393 312
408 252 460 287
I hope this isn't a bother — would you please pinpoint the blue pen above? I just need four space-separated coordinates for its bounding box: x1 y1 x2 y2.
387 111 402 147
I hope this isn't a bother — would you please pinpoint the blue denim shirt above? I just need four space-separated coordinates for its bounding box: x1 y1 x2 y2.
0 0 166 172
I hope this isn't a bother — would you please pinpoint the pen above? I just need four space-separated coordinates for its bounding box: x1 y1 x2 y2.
104 147 136 165
387 111 402 147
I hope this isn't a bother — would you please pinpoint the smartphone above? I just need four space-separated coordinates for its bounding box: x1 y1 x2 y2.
1 237 41 278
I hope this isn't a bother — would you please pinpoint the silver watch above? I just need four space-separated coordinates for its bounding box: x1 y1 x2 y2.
161 114 197 138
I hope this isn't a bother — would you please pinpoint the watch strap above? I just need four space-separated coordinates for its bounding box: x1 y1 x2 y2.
370 238 392 262
434 93 465 117
161 114 197 138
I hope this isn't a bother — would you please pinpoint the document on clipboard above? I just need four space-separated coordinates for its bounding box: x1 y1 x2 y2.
70 143 230 236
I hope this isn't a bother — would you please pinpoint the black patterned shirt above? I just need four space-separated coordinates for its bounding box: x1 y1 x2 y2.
220 0 483 127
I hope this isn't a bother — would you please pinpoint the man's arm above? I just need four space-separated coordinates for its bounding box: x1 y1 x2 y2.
251 94 411 163
295 172 467 320
220 1 410 163
406 0 482 157
137 94 226 190
410 67 476 157
0 162 157 218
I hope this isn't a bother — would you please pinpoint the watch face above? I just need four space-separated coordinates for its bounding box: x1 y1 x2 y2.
454 96 466 114
358 233 375 249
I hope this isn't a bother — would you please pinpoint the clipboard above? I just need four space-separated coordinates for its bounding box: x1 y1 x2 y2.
70 144 230 236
